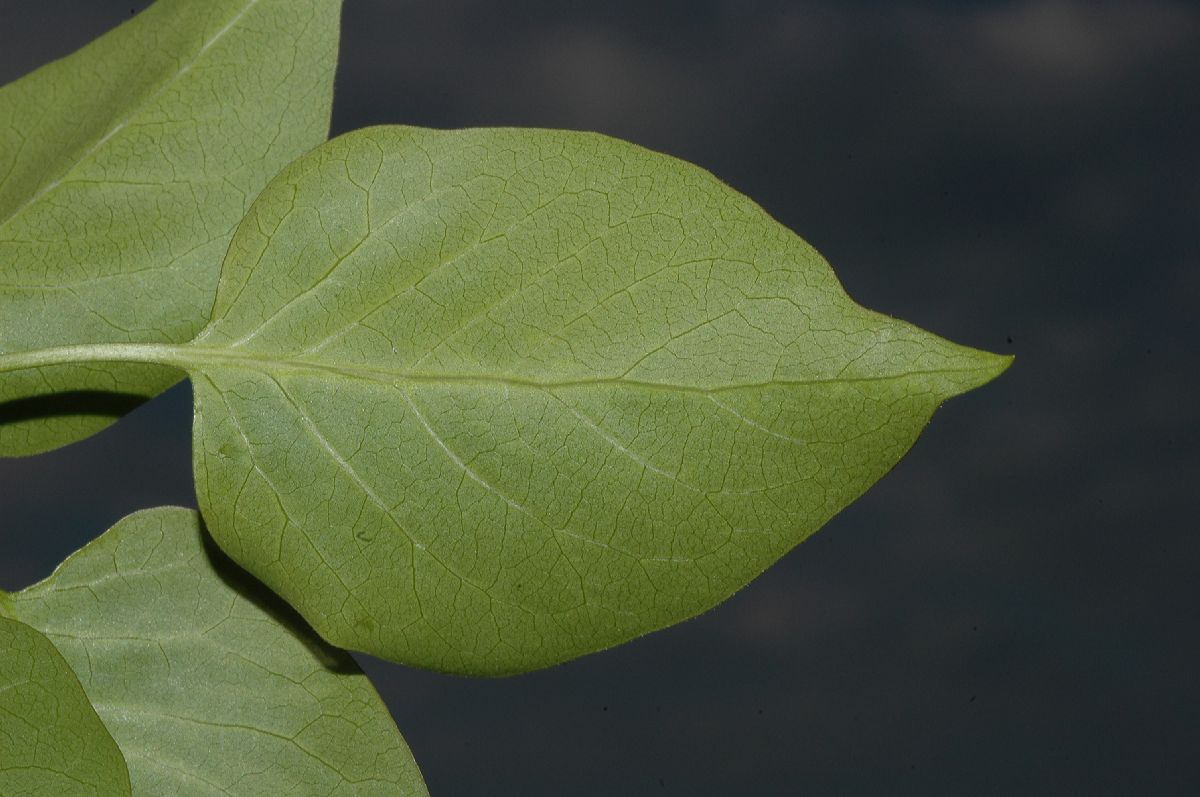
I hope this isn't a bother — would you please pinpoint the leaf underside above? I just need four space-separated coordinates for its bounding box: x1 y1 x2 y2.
0 616 132 797
0 0 343 456
176 125 1010 675
9 508 428 796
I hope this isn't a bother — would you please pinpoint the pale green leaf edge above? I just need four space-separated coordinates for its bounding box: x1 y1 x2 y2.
7 508 428 796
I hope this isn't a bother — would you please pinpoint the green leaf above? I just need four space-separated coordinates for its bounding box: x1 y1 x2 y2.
0 0 343 457
0 126 1010 675
0 615 132 797
10 508 428 796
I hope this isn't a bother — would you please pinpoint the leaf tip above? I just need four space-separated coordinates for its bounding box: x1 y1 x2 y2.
986 349 1016 381
950 348 1014 398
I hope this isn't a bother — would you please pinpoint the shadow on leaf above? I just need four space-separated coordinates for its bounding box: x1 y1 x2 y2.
197 517 358 674
0 390 147 424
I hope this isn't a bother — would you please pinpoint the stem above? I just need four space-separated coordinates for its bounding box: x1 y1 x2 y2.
0 343 183 373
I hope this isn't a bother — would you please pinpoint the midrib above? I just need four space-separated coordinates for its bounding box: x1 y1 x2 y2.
0 341 1000 396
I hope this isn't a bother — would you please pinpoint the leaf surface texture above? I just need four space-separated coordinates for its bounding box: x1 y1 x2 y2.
0 615 131 796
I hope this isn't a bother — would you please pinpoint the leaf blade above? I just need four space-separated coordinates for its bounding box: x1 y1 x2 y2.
177 125 1009 674
0 0 343 456
12 508 428 796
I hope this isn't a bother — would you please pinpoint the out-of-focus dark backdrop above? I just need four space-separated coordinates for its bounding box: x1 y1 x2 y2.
2 1 1196 794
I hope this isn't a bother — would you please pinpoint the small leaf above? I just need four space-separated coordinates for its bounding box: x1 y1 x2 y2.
185 126 1009 673
0 0 344 456
0 615 132 797
11 508 427 796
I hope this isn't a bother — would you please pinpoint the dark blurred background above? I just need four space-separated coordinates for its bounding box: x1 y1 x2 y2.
2 1 1197 794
